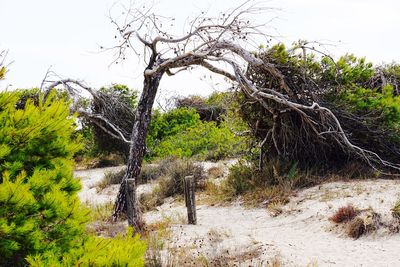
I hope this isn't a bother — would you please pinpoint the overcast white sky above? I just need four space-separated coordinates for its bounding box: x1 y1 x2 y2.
1 0 399 97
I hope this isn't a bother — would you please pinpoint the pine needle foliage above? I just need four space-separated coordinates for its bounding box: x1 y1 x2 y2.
0 90 87 266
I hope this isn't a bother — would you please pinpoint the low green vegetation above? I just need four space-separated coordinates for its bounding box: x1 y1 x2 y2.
27 228 146 267
146 96 248 161
150 120 246 160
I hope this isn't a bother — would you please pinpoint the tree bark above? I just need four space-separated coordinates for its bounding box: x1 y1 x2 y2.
112 64 164 226
125 178 140 229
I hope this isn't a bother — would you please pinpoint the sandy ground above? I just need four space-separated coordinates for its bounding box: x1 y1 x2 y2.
75 164 400 267
75 166 155 205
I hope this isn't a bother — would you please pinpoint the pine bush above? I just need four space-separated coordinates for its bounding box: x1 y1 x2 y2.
0 91 87 265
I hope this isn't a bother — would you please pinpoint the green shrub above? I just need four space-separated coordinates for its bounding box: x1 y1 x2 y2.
340 84 400 130
225 162 255 195
26 228 146 267
0 91 87 266
152 121 246 160
147 107 201 153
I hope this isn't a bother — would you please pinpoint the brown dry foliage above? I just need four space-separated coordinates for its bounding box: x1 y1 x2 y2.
329 205 358 223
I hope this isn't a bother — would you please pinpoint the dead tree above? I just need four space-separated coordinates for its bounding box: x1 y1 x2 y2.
44 1 400 229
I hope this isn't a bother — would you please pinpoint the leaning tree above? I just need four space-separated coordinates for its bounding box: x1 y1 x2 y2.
45 1 400 229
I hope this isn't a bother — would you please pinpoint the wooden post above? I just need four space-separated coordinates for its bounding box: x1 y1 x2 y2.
126 178 140 229
184 175 197 225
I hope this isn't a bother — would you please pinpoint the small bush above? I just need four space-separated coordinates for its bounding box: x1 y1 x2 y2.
27 228 146 267
216 160 322 206
225 160 313 194
139 164 164 183
346 217 365 239
225 162 255 195
210 161 303 207
329 205 358 223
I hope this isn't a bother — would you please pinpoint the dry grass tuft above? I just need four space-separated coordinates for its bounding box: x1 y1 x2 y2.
139 186 164 212
156 159 205 197
346 217 365 239
267 201 285 217
87 221 127 238
96 168 125 192
329 205 358 223
362 210 382 233
207 166 225 179
88 201 114 222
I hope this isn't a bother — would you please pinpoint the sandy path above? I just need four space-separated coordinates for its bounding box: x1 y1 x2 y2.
74 166 154 205
145 179 400 266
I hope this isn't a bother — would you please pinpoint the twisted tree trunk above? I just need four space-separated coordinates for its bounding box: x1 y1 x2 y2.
112 61 164 228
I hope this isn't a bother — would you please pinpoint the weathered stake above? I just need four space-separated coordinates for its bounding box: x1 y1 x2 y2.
184 175 197 225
